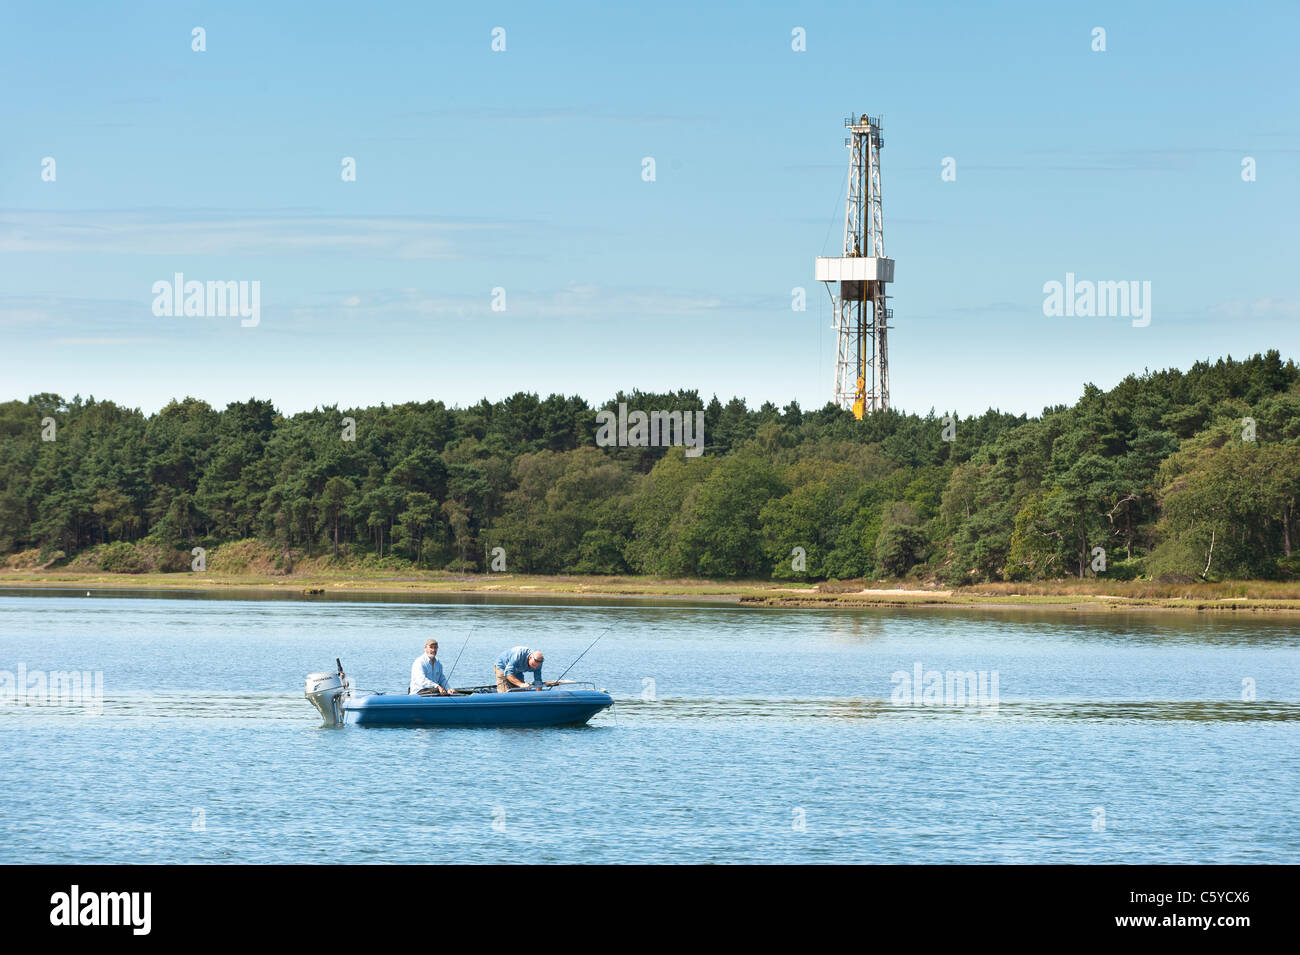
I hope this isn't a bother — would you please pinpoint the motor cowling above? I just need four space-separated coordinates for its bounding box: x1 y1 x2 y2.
305 670 349 727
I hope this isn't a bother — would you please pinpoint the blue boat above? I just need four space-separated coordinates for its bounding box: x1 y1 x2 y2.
342 686 613 727
306 668 613 728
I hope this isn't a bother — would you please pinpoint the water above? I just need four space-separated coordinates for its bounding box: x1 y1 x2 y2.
1 589 1297 863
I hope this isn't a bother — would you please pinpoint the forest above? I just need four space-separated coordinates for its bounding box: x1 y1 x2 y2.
1 350 1297 584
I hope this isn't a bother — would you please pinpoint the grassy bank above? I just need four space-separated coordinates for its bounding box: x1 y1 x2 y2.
2 568 1300 614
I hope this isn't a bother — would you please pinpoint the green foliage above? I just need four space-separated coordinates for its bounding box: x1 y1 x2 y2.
96 541 147 574
0 352 1296 582
678 454 785 577
626 450 717 576
874 502 928 577
1151 440 1300 580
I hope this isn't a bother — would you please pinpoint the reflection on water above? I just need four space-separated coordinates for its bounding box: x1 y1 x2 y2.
1 591 1298 864
6 693 1299 725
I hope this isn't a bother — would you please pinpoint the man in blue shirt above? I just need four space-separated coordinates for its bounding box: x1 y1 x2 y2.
495 646 544 692
409 638 455 696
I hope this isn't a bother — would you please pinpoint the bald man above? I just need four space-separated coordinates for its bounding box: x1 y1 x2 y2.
495 646 544 692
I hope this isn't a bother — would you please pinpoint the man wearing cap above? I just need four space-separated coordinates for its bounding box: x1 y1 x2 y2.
409 638 455 696
495 646 544 692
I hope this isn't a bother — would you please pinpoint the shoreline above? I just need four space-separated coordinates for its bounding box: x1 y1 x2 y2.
3 570 1300 615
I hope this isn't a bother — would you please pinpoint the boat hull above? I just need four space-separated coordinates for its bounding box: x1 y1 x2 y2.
341 688 614 728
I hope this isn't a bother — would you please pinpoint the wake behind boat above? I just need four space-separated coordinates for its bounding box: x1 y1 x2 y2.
305 662 614 728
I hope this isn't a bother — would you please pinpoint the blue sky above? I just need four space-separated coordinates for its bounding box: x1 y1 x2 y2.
2 0 1297 416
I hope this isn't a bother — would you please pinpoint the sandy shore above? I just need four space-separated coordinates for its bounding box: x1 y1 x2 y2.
2 569 1299 615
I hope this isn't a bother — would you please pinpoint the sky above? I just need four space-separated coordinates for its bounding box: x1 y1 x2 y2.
2 0 1298 418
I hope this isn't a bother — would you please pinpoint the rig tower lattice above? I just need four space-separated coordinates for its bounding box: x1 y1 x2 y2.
815 113 895 418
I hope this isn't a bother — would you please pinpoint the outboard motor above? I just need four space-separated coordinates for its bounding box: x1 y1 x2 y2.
305 659 350 727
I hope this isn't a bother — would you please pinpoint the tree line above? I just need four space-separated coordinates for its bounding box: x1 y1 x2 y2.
1 350 1297 583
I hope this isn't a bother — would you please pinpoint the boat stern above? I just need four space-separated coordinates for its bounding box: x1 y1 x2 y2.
304 668 351 727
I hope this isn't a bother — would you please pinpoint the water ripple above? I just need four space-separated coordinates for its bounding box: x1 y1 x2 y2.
4 693 1296 725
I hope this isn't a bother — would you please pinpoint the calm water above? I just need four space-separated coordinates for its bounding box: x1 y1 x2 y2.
1 589 1297 864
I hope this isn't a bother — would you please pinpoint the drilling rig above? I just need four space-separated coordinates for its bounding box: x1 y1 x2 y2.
815 113 895 418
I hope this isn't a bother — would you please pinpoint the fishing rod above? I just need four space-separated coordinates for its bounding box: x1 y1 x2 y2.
444 626 476 690
552 627 611 684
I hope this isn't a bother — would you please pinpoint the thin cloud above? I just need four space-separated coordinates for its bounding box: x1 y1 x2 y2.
279 283 729 328
393 105 717 125
1208 298 1300 321
0 209 517 260
49 337 163 345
